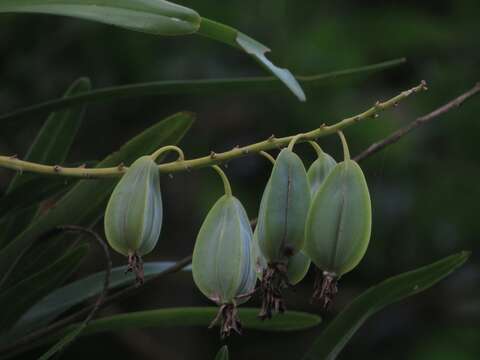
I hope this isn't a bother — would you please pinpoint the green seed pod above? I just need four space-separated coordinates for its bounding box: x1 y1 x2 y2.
193 194 256 304
192 166 256 337
307 142 337 196
256 148 311 262
104 155 162 283
304 132 371 308
254 142 311 319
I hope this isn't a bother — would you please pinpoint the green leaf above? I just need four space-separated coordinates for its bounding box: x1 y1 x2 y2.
215 345 229 360
13 261 191 335
198 17 305 101
303 251 470 360
0 78 89 248
0 172 73 220
0 58 405 122
0 112 194 290
0 0 201 35
38 325 85 360
7 77 90 191
13 308 319 355
66 307 321 335
0 244 88 333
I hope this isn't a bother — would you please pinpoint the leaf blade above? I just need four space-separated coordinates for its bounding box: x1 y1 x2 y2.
0 244 88 333
214 345 229 360
303 251 470 360
0 78 90 248
13 261 191 334
0 59 406 122
70 307 321 335
0 0 200 35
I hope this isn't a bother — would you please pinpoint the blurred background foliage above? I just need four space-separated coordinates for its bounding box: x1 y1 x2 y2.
0 0 479 359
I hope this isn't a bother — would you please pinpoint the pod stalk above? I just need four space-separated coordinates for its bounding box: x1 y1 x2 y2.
151 145 185 162
259 150 275 165
308 141 324 158
211 165 232 196
337 131 350 161
287 133 305 151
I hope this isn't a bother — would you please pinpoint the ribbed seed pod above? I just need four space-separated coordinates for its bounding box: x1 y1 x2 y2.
192 166 256 338
304 132 372 308
104 155 162 283
256 148 311 261
307 147 337 196
255 146 311 318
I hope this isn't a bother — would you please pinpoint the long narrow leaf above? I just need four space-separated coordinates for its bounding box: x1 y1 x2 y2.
0 244 88 333
197 17 305 101
0 1 304 99
215 346 229 360
0 178 72 219
13 261 191 335
0 112 194 290
0 0 200 35
66 307 321 335
0 59 405 122
303 251 470 360
0 78 89 248
6 308 319 356
38 325 85 360
7 77 90 190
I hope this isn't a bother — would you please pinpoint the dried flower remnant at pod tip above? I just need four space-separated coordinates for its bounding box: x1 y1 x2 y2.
192 166 256 338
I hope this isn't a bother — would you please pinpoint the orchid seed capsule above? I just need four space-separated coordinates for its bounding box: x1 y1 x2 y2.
192 166 256 338
104 155 162 284
304 132 372 308
255 137 311 319
306 141 337 196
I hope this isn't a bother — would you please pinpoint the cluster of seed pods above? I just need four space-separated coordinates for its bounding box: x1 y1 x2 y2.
103 132 372 338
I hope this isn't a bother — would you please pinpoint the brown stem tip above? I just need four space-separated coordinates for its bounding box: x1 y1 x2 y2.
126 252 144 285
312 270 338 309
209 303 242 339
259 263 291 320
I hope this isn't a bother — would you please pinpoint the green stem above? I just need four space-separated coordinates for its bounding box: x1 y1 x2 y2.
0 82 427 178
150 145 185 163
211 165 232 196
288 134 305 151
308 141 324 158
338 131 350 161
259 151 276 165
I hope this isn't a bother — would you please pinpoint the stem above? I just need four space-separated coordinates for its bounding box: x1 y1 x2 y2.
338 131 350 161
211 165 232 196
287 133 305 151
354 81 480 162
308 141 324 157
0 82 427 178
259 151 276 165
150 145 185 162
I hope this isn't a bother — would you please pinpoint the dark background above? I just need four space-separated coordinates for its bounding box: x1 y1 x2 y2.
1 0 479 359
